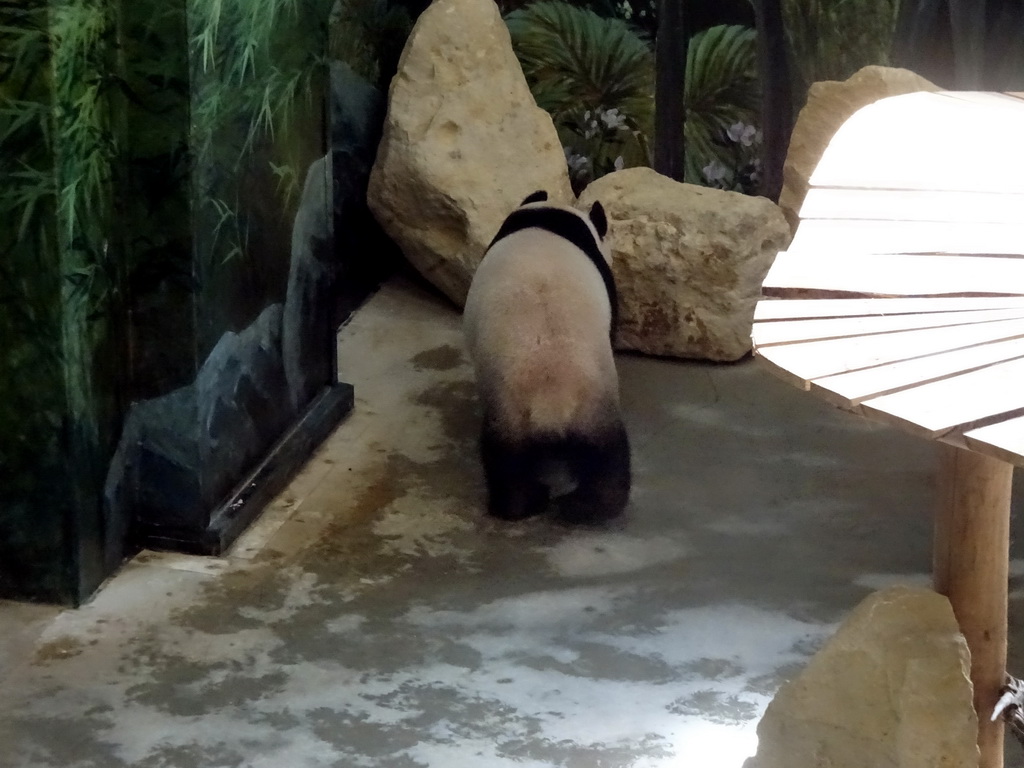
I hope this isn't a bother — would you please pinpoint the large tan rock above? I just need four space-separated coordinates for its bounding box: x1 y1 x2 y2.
367 0 573 306
779 65 938 231
578 167 790 362
744 587 978 768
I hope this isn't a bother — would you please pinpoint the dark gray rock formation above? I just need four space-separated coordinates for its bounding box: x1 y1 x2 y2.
198 303 292 504
331 60 384 163
283 156 335 413
105 304 290 536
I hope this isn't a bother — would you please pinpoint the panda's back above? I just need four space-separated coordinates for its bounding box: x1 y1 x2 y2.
464 227 618 436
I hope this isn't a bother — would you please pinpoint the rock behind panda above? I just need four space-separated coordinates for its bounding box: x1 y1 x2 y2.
463 191 631 523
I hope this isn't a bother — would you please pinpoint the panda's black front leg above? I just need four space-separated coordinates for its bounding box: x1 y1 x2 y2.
480 421 548 520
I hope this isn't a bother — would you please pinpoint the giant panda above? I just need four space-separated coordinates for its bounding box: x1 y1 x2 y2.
463 190 630 523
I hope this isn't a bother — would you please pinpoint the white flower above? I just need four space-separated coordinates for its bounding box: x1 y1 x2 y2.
702 161 729 183
601 108 627 130
727 122 758 147
566 152 591 175
613 155 625 171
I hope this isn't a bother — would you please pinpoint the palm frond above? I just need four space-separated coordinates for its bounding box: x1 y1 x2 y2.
506 0 654 123
506 0 653 190
682 24 759 184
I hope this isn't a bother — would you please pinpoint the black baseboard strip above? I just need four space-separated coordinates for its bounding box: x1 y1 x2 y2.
137 382 355 555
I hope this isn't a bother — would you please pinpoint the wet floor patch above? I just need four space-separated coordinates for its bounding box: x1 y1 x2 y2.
409 344 464 372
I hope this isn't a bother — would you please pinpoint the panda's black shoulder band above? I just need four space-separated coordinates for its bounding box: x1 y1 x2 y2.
488 207 619 334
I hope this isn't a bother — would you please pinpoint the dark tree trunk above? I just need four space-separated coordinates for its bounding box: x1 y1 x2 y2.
654 0 687 181
892 0 955 86
986 0 1024 89
893 0 1024 90
753 0 792 202
948 0 986 88
892 0 946 69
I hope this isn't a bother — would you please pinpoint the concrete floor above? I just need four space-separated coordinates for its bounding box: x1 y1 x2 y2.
3 276 1024 768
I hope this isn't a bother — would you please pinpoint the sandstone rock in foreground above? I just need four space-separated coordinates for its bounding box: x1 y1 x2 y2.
744 586 978 768
579 167 790 362
367 0 573 306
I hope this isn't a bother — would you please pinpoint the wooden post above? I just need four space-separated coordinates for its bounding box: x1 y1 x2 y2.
934 443 1013 768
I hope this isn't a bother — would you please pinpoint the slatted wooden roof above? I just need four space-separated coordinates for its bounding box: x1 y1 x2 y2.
753 90 1024 465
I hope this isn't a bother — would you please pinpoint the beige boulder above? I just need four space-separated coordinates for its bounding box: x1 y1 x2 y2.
578 167 790 362
779 65 938 231
744 586 978 768
367 0 573 306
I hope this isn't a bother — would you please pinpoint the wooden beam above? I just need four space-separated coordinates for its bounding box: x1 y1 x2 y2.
788 219 1024 258
859 356 1024 440
763 251 1024 298
752 317 1024 383
800 187 1024 226
752 307 1024 347
934 444 1012 768
965 415 1024 468
753 296 1024 322
809 336 1024 408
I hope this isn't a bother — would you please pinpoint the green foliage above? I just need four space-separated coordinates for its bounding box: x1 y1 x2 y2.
49 0 118 291
506 0 653 190
683 23 760 185
2 3 54 249
1 0 121 334
0 0 111 595
183 0 335 347
188 0 329 162
0 0 117 414
507 1 654 124
330 0 413 88
561 106 647 193
783 0 900 101
0 4 54 252
507 1 759 192
187 0 331 218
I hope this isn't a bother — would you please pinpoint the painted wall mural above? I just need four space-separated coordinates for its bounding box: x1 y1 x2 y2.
0 0 419 603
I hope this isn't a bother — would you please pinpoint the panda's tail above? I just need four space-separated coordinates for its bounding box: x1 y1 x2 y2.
536 456 579 498
532 424 632 521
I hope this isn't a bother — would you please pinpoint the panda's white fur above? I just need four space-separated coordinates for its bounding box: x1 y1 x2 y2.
463 192 630 522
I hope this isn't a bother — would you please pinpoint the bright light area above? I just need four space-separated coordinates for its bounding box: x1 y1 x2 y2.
668 720 760 768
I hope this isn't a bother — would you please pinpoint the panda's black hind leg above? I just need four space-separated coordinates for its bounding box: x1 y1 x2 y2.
480 419 549 520
559 422 631 524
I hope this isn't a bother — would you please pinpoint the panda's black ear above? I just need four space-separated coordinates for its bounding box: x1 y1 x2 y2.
521 190 548 206
588 201 608 239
